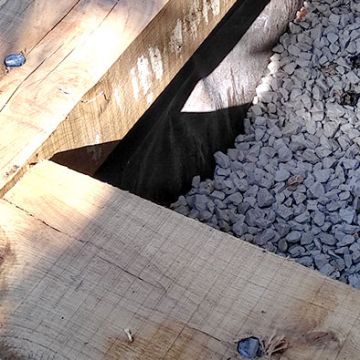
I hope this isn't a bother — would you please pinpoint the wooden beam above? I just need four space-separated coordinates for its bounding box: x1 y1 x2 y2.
2 160 360 359
34 0 238 160
0 0 237 196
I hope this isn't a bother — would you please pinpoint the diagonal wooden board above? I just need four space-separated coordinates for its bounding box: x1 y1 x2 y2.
1 160 360 359
0 0 238 197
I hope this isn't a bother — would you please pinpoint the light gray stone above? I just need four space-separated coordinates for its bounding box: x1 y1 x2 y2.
337 235 356 247
233 220 248 237
283 62 297 75
293 192 307 205
302 149 320 164
234 178 248 192
211 190 225 200
278 238 288 252
301 232 313 246
314 169 332 183
226 192 243 205
295 212 310 224
339 191 351 201
313 211 325 227
288 245 306 257
339 207 356 224
257 188 274 208
349 274 360 289
323 121 340 138
194 194 208 211
314 254 329 269
319 232 336 246
319 263 335 276
286 231 301 243
214 151 230 168
309 182 325 198
278 145 293 162
297 256 313 267
274 222 290 237
275 168 290 182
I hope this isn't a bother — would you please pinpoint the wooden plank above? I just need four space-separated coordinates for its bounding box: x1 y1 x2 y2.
33 0 238 161
0 0 237 197
2 160 360 359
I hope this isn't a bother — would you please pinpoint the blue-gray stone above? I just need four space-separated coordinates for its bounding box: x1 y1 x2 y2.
339 207 356 224
4 52 26 68
237 337 263 359
286 231 302 243
257 188 274 208
313 211 325 227
309 182 325 198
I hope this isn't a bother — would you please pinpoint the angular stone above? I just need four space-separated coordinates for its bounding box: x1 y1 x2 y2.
226 192 243 205
274 204 293 220
337 235 356 247
295 212 310 224
233 221 248 237
319 232 336 246
194 194 209 211
297 256 313 267
278 145 293 162
275 168 290 182
288 245 306 257
301 232 313 245
233 178 248 192
323 121 340 138
274 222 290 237
286 231 302 243
278 238 288 252
353 250 360 263
314 254 329 269
293 192 307 205
319 263 335 276
214 151 230 168
211 190 225 200
339 191 351 201
302 149 320 164
326 201 342 212
348 274 360 289
314 169 332 183
313 211 325 227
255 228 276 245
257 188 274 208
339 207 356 224
323 157 337 169
283 62 297 75
309 182 325 198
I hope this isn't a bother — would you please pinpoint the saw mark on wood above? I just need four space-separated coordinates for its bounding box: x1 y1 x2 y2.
0 226 16 301
0 340 27 360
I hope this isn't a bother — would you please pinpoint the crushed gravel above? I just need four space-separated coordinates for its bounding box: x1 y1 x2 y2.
171 0 360 289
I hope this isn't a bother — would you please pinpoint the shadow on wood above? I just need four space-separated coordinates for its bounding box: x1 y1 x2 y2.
94 0 271 205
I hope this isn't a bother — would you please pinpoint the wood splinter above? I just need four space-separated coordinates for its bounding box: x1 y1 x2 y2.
124 328 134 343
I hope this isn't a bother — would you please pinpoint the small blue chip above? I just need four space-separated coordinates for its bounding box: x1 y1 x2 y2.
237 336 264 359
4 52 26 68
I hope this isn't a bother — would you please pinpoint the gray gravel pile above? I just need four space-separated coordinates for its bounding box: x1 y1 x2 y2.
171 0 360 288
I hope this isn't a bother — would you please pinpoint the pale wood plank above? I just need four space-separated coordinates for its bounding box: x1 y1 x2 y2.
1 160 360 359
0 0 168 196
0 0 237 196
34 0 238 162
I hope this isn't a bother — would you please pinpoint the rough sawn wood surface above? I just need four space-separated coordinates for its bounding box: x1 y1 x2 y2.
0 161 360 359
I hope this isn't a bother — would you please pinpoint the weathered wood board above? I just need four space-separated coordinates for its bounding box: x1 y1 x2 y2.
0 0 237 197
1 160 360 359
37 0 239 161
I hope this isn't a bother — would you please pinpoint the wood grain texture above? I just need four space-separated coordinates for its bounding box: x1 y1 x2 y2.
0 0 236 197
1 160 360 359
33 0 238 161
0 0 168 196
